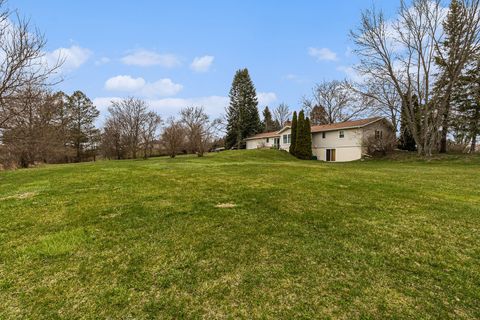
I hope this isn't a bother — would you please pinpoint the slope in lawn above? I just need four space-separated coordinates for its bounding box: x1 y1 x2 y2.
0 150 479 319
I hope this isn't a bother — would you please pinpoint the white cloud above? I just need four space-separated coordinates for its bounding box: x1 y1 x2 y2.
94 91 277 126
46 45 92 72
95 57 110 66
308 47 338 62
345 46 353 58
105 75 146 92
93 95 228 122
190 55 214 72
121 49 181 67
104 75 183 97
337 65 365 83
283 74 299 81
257 92 277 106
282 74 308 84
142 79 184 97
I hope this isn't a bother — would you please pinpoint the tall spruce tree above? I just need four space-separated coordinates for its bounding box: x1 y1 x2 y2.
435 0 466 153
66 91 100 162
289 111 298 155
451 55 480 153
262 106 277 132
225 68 262 149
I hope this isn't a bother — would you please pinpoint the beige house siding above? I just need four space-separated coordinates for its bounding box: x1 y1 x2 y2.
245 118 394 162
246 137 276 149
278 128 292 151
311 128 363 162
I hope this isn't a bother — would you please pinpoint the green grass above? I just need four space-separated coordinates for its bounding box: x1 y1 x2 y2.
1 150 479 319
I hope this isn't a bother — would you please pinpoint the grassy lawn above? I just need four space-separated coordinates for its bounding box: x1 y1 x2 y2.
0 150 479 319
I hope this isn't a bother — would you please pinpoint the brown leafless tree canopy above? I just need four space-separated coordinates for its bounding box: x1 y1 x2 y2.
161 117 185 158
180 106 222 157
351 0 480 155
355 79 401 131
0 0 63 129
303 80 372 124
106 97 161 159
273 103 291 127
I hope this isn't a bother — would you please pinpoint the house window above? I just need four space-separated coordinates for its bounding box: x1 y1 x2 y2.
283 134 291 144
375 130 383 139
266 138 269 143
339 130 345 138
322 132 326 138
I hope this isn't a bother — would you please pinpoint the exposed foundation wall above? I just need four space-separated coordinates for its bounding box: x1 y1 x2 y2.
312 147 363 162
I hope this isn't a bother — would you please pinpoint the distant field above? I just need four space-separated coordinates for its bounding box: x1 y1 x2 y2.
1 150 479 319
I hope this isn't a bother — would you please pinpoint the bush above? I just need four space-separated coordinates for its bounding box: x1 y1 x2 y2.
364 130 397 157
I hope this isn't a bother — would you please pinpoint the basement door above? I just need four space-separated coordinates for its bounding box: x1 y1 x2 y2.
326 149 336 162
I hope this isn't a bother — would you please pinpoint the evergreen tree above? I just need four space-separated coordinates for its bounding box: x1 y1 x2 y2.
435 0 466 153
225 68 262 149
296 115 313 160
451 55 480 153
398 96 417 151
289 111 298 155
294 110 304 156
304 117 313 158
66 91 100 162
262 106 277 132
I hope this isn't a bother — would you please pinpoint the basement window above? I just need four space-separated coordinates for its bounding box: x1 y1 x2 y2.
266 138 269 143
339 130 345 138
322 132 326 138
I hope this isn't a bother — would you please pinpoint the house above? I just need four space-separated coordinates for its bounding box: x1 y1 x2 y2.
245 117 393 162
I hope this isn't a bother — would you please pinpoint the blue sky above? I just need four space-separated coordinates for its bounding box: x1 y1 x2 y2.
13 0 397 121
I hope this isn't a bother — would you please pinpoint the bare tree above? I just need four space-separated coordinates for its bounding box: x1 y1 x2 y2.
0 87 71 167
355 79 401 131
101 117 124 160
180 106 221 157
309 105 329 125
161 117 185 158
140 111 162 159
303 80 371 124
273 103 291 127
0 1 62 129
363 128 397 157
351 0 480 155
107 97 149 159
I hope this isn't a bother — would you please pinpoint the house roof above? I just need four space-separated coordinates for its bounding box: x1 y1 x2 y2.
310 117 383 133
244 131 280 140
245 117 385 141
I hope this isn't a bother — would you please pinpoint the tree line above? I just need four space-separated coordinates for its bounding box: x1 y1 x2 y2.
1 0 479 170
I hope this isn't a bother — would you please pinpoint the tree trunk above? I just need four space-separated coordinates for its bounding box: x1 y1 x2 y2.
439 126 448 153
471 108 479 153
76 143 81 162
439 101 450 153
